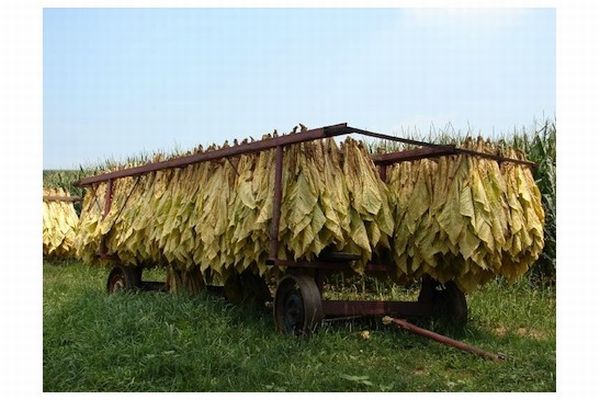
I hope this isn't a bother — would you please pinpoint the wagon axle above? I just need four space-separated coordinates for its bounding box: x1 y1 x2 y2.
273 270 467 335
105 264 467 334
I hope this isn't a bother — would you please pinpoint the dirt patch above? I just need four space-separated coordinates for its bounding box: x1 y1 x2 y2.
494 326 508 336
493 325 546 340
516 327 546 340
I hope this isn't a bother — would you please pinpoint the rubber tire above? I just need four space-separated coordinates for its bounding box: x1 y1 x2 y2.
432 281 468 328
274 274 323 336
107 266 142 294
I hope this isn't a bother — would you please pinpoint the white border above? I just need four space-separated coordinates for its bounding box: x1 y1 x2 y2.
4 0 600 398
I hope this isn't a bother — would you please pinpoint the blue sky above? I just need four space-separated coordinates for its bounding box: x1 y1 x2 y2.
43 8 555 169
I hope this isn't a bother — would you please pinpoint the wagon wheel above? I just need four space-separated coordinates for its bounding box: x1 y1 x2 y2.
274 274 323 335
428 280 468 328
224 270 272 307
107 266 141 294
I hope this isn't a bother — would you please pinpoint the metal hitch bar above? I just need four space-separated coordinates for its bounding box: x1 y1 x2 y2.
382 316 506 362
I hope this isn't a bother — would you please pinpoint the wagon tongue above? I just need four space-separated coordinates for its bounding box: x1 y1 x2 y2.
382 316 506 362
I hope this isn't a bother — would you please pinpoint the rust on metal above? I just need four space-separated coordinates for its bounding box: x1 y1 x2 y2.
371 147 458 165
349 127 453 149
450 147 536 168
98 179 114 257
43 195 82 203
350 126 535 168
75 123 351 186
378 164 387 180
383 316 506 362
74 122 535 187
102 179 114 219
265 258 392 273
269 145 284 260
322 300 431 318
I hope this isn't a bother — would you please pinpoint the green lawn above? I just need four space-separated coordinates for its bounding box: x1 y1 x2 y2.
43 260 555 392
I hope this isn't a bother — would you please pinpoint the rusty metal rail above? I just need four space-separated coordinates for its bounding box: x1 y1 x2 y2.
370 142 535 168
324 301 430 318
74 123 534 187
382 316 506 362
371 147 458 165
75 123 350 186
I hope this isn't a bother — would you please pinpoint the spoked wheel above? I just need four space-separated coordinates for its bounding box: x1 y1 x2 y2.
420 276 468 327
107 266 141 294
274 274 323 335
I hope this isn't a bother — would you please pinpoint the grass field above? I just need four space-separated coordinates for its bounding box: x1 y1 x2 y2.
43 260 555 392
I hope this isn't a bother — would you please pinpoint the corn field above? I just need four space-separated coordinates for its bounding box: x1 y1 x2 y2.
509 120 556 283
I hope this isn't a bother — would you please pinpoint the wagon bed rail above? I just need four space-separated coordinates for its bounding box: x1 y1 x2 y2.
74 122 534 187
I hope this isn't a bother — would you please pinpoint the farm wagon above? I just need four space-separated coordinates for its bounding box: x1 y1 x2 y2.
74 123 535 336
